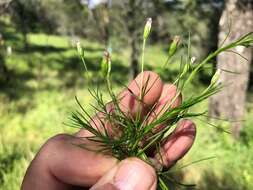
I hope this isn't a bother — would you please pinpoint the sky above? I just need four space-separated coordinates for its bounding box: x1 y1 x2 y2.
88 0 107 9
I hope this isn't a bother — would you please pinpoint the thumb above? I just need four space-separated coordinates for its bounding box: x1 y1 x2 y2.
90 158 157 190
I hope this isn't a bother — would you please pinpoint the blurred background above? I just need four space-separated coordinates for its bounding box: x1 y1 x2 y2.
0 0 253 189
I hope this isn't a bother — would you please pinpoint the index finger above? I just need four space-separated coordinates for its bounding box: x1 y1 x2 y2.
77 71 163 137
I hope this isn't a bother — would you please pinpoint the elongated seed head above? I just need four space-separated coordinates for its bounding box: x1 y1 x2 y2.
101 51 111 77
143 18 152 39
168 35 180 57
76 41 84 57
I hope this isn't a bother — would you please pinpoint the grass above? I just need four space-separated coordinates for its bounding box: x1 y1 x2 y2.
1 20 253 190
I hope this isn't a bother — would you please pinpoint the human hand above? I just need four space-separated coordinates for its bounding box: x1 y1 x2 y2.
21 71 196 190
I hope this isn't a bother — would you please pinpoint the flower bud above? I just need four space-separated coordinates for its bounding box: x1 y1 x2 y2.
143 18 152 39
211 69 222 85
168 35 180 58
101 51 111 77
76 41 84 57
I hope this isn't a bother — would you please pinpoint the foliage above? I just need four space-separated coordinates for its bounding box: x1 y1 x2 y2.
9 0 56 34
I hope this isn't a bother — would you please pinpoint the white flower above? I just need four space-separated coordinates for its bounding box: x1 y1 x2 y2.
236 46 245 54
190 56 196 64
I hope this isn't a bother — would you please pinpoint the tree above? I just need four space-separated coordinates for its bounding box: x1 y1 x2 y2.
111 0 165 79
50 0 89 36
9 0 57 49
209 0 253 138
0 35 8 84
0 0 11 84
0 0 11 14
122 0 144 79
9 0 39 49
89 2 110 47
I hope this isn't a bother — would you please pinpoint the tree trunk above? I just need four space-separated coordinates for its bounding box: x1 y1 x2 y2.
126 0 142 80
209 0 253 138
0 33 7 84
22 30 29 50
91 4 110 47
208 7 224 76
102 2 110 48
249 59 253 91
0 56 8 84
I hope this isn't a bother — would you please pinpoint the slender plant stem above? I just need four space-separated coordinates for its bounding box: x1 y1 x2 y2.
81 57 88 72
136 38 147 122
106 59 113 96
140 38 146 99
159 177 169 190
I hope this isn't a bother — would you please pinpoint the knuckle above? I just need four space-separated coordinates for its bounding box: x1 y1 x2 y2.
45 134 68 147
33 134 70 170
39 134 69 157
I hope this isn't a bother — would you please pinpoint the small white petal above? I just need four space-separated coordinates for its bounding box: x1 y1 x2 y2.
190 56 196 64
236 46 245 54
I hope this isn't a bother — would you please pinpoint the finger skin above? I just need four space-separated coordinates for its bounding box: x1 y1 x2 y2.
76 102 115 138
156 84 182 111
118 71 163 117
22 71 163 189
21 134 117 190
147 84 182 132
22 72 196 190
92 183 119 190
91 158 157 190
77 71 163 137
156 119 196 167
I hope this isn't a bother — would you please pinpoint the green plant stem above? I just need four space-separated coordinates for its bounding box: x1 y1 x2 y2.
81 57 88 72
140 38 146 99
136 38 147 122
107 80 113 101
139 151 148 160
185 33 253 87
163 56 170 68
158 177 169 190
106 74 113 97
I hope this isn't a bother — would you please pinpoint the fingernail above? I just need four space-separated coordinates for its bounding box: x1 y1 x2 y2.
90 165 118 190
93 183 119 190
91 158 156 190
113 159 156 190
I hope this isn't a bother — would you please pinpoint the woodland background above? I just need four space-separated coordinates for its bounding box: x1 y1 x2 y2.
0 0 253 189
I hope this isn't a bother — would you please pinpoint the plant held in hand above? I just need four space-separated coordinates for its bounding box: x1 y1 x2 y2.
69 19 253 190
